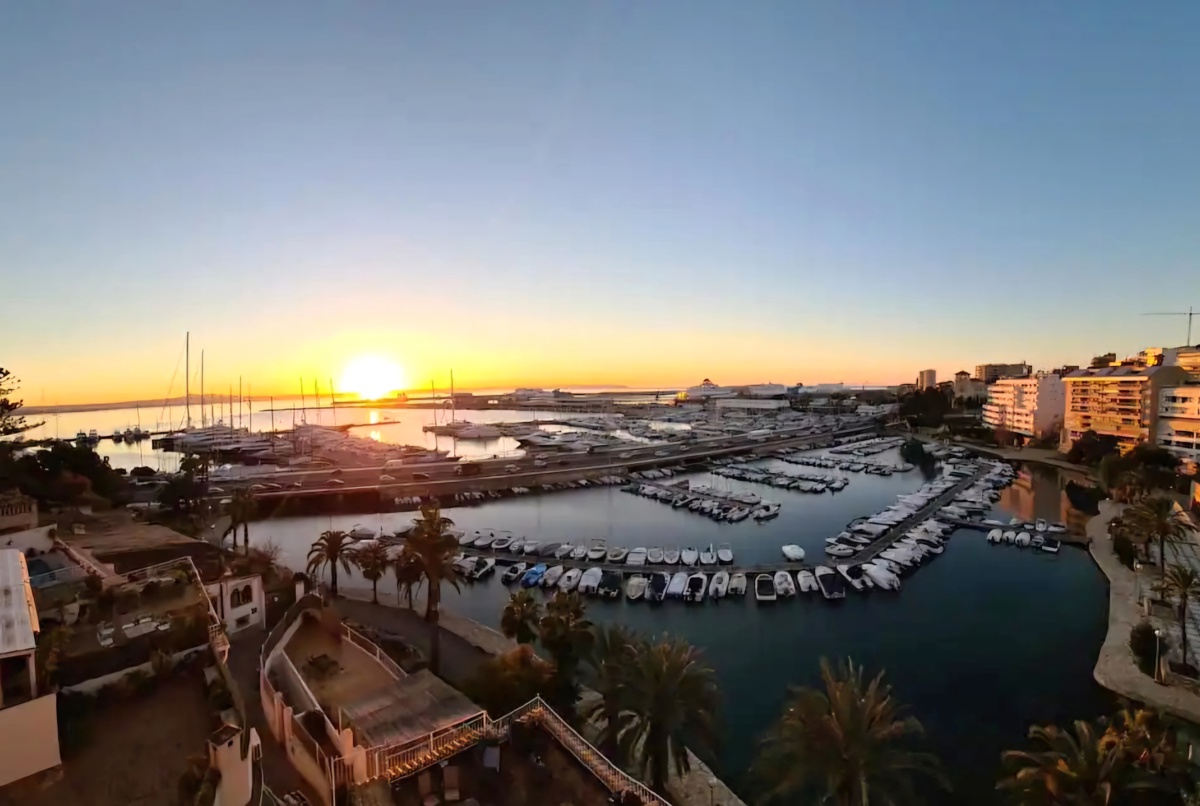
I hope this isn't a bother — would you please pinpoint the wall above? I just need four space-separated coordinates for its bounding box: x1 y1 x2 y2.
61 645 207 694
0 694 61 787
269 652 321 715
0 526 55 554
206 576 266 634
210 727 257 806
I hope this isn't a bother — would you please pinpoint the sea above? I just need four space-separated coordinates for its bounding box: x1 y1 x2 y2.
21 403 1111 803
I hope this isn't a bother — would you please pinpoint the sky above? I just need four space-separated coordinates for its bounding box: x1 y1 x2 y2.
2 2 1199 404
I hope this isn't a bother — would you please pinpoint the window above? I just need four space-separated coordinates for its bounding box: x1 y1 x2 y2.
230 588 242 608
240 585 253 606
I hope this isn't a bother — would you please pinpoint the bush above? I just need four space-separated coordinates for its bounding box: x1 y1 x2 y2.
1113 534 1138 569
1130 621 1167 677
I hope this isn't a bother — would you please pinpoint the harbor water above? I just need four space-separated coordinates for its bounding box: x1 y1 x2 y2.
250 457 1110 804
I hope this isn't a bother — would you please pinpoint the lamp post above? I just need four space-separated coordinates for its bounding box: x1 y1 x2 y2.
1155 629 1163 682
708 777 717 806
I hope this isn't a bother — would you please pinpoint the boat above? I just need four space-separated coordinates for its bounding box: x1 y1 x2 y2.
773 571 796 598
663 548 681 564
699 544 717 565
837 564 868 591
112 429 123 443
598 571 623 598
626 574 647 601
667 571 690 599
728 572 748 596
753 502 781 521
492 536 515 551
626 547 648 566
607 546 629 563
541 565 565 588
986 528 1002 544
539 542 563 558
754 573 777 603
578 567 604 595
681 547 699 566
1031 534 1045 548
1002 531 1016 544
501 562 527 584
558 567 583 592
1035 519 1048 533
685 572 709 602
472 532 497 548
647 572 670 602
814 566 847 600
522 540 542 555
350 526 376 540
1014 532 1031 547
75 430 87 442
586 540 607 561
716 543 734 564
569 544 588 560
1041 538 1061 554
825 543 857 558
509 537 528 554
520 564 548 587
1047 522 1067 534
709 571 729 598
796 569 819 593
781 545 805 562
646 547 664 564
468 557 496 580
554 543 575 559
861 562 900 590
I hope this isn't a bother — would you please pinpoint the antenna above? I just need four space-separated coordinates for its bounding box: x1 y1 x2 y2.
1142 306 1197 345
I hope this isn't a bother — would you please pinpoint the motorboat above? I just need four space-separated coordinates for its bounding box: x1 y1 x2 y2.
1047 522 1067 534
709 571 729 599
861 562 900 591
814 566 847 600
586 541 608 561
492 536 515 551
626 548 648 566
663 548 681 564
459 531 480 546
647 572 670 602
1014 532 1032 548
728 573 748 596
578 567 604 595
879 549 916 568
539 542 563 558
554 543 575 559
781 545 805 562
1002 531 1016 544
753 503 781 521
667 571 690 599
1031 534 1045 548
599 570 623 598
825 542 858 558
607 547 629 563
646 547 664 564
913 537 944 554
520 564 548 587
699 544 717 565
717 543 734 564
350 525 377 540
754 574 777 603
471 532 497 548
1035 519 1048 533
501 562 527 584
541 565 565 588
522 540 542 556
625 574 647 601
468 557 496 580
452 555 476 575
986 528 1002 544
558 567 583 592
685 572 709 602
569 544 588 560
510 537 528 554
796 569 819 593
681 547 699 566
836 564 868 591
773 571 797 598
1041 538 1061 554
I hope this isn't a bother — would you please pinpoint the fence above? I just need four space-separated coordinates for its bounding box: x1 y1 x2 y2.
27 562 91 589
342 624 406 680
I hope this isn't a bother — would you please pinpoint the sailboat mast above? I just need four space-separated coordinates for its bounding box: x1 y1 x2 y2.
200 350 205 428
185 332 191 429
451 369 455 424
238 377 243 432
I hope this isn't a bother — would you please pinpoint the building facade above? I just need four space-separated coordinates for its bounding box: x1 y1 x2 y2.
1060 365 1191 454
0 493 36 537
1157 385 1200 465
974 363 1031 384
917 369 937 390
952 371 988 401
982 375 1065 438
1163 346 1200 376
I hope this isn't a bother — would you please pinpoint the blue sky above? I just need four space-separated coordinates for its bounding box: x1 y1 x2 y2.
2 2 1198 401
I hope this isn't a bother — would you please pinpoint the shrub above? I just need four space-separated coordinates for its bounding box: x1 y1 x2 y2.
1130 621 1167 677
1113 534 1138 569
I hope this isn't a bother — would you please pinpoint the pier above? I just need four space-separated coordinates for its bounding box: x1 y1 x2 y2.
855 469 989 563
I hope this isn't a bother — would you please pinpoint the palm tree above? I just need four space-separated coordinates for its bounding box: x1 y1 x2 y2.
392 547 424 609
583 623 642 764
1158 564 1200 670
306 530 354 597
999 719 1128 804
538 591 594 712
352 541 391 604
1125 496 1192 581
406 500 463 673
222 489 257 553
753 657 947 805
618 635 720 796
500 590 542 645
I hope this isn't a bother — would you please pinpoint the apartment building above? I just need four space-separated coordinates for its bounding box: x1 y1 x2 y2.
952 371 988 401
1158 385 1200 464
1060 365 1191 454
982 374 1065 438
975 363 1031 384
1163 346 1200 376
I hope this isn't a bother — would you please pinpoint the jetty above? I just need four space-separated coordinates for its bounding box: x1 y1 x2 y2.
854 468 989 563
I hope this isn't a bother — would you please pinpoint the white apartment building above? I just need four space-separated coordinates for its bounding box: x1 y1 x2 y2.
982 374 1065 438
1158 385 1200 463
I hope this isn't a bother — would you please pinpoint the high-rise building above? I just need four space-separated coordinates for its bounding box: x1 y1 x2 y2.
982 374 1065 438
1060 364 1191 454
974 363 1031 384
917 369 937 390
1158 385 1200 464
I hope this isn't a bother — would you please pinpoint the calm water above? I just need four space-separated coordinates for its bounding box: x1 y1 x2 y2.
248 455 1109 804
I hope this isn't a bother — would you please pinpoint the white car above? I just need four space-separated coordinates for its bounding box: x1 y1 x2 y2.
379 474 395 482
654 450 669 458
504 464 520 474
533 460 547 468
619 452 633 460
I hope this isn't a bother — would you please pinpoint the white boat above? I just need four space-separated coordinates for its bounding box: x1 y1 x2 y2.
349 525 377 540
716 543 733 564
522 540 542 555
569 545 588 560
647 572 670 602
558 567 583 592
699 544 717 565
781 545 805 562
861 562 900 591
646 547 664 564
607 546 629 563
578 567 604 595
773 571 797 598
492 536 515 551
472 532 497 548
729 573 748 596
586 541 607 561
754 573 777 603
796 569 819 593
509 537 528 554
663 548 681 564
1047 522 1067 534
501 562 527 584
667 572 690 599
709 571 729 598
1015 532 1032 547
814 566 847 600
459 531 480 546
541 565 565 588
1002 531 1016 544
986 528 1002 544
625 574 647 601
825 543 857 558
1041 538 1061 554
468 557 496 580
555 543 575 559
1035 519 1048 533
681 547 699 566
836 564 867 591
685 572 708 602
626 547 648 566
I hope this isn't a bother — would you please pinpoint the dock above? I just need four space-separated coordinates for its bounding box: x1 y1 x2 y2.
853 469 989 563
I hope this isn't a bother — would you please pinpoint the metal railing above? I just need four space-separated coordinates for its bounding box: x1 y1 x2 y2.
27 563 92 588
342 624 405 680
360 713 489 781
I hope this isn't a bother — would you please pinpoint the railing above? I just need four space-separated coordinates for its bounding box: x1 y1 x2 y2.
342 624 405 680
27 563 92 588
360 713 489 781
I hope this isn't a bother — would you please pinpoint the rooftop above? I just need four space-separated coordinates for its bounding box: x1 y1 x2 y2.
284 614 397 714
0 549 38 656
341 670 483 748
55 510 225 579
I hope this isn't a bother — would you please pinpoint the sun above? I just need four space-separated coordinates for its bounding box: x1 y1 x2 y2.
339 355 407 400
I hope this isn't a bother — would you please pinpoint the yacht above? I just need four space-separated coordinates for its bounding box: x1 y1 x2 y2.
501 562 527 584
578 567 604 595
825 543 857 558
773 571 797 598
716 543 734 564
75 430 88 442
663 548 681 565
709 571 730 599
569 544 589 560
681 547 699 566
814 566 847 600
796 569 819 593
699 544 717 565
861 561 900 591
684 572 709 602
754 573 777 603
626 574 648 601
599 570 624 598
647 572 670 602
555 543 575 559
520 564 548 587
626 547 648 566
468 558 496 580
667 572 690 599
541 565 565 588
836 564 868 591
607 546 629 563
471 532 497 548
112 429 123 443
586 540 608 561
558 567 583 592
781 545 805 562
646 547 664 564
728 572 748 597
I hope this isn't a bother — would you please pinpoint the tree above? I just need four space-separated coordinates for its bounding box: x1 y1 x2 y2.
619 636 720 796
0 368 39 436
352 541 391 604
1125 497 1192 582
392 547 424 609
464 644 555 715
500 590 542 646
752 657 948 805
406 501 463 674
1066 430 1120 466
222 490 257 554
583 623 643 764
538 591 594 713
306 530 354 597
1158 564 1200 672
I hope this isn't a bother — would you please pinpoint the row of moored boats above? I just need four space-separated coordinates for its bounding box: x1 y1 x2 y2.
456 532 736 565
712 465 848 493
623 482 781 523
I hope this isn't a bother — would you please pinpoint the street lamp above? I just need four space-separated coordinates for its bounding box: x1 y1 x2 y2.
708 777 717 806
1155 629 1163 682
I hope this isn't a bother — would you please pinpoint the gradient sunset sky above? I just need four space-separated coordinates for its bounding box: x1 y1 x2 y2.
3 3 1198 404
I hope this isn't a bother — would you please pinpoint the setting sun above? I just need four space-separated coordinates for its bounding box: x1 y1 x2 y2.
339 355 407 400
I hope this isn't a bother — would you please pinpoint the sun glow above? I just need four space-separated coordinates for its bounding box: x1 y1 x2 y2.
339 356 407 400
